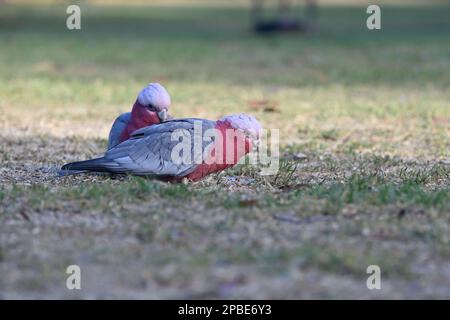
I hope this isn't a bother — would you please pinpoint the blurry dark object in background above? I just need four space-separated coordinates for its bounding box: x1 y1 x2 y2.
252 0 318 34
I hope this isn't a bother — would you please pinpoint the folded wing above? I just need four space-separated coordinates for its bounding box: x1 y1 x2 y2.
107 112 131 150
62 118 216 178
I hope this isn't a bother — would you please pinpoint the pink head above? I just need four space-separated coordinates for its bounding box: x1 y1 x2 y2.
121 83 172 143
135 83 171 122
218 113 263 142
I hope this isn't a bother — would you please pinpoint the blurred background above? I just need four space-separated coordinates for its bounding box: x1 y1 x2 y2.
1 0 449 153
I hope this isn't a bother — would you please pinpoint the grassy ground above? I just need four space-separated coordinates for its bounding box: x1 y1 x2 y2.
0 1 449 299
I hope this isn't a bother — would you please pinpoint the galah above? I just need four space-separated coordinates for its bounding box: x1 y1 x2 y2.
107 83 171 150
60 114 262 181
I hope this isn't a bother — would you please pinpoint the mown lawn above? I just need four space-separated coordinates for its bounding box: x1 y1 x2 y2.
0 0 449 298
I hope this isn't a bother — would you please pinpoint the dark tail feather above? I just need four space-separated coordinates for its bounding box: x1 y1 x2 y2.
60 157 121 175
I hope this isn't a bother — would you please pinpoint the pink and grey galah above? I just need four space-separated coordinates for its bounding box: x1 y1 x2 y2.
60 114 262 181
107 83 171 150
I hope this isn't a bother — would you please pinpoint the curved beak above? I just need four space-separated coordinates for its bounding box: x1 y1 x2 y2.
157 110 168 122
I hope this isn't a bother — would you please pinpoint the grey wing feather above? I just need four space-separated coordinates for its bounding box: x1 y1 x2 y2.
103 118 216 176
107 112 131 150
